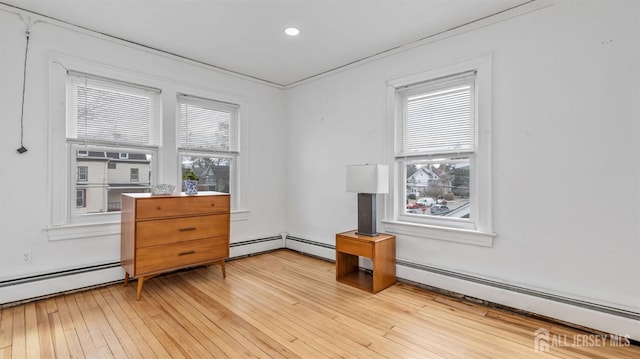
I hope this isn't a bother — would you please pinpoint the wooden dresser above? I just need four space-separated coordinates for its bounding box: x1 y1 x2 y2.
121 192 230 300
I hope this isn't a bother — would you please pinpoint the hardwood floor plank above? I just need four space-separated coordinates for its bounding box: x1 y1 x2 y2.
10 306 25 359
24 303 43 359
2 250 639 358
0 307 13 352
188 271 328 358
90 287 146 359
33 302 55 358
104 285 174 358
163 274 299 358
79 291 127 358
47 311 70 359
212 261 384 358
53 296 85 358
0 347 11 359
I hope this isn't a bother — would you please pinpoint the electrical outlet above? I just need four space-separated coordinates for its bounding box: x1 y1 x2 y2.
22 250 32 264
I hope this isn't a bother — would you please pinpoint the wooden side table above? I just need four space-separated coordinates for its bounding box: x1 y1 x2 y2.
335 230 396 293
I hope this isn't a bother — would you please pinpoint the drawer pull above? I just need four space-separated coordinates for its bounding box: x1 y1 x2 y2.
156 206 162 210
179 227 196 232
211 203 215 207
179 250 196 256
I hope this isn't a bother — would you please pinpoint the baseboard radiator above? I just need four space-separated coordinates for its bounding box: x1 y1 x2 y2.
4 234 639 323
285 235 640 322
0 262 121 289
229 235 282 249
0 235 284 307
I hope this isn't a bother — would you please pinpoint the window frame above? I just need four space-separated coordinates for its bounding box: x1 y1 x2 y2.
383 55 495 247
77 166 88 182
76 189 86 208
130 168 140 182
64 71 160 223
176 92 243 211
47 53 250 241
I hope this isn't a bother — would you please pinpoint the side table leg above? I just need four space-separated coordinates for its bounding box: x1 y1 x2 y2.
124 272 129 287
220 260 226 278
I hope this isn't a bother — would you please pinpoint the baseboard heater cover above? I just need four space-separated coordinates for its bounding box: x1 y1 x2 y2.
1 235 284 305
0 261 121 288
286 235 335 249
396 259 640 321
286 235 640 321
2 235 284 287
230 235 282 248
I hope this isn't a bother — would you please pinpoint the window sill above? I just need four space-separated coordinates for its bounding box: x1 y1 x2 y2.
46 221 121 241
47 210 250 241
231 209 250 221
381 220 495 247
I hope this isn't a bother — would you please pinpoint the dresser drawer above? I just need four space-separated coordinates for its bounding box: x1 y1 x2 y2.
136 238 228 275
136 195 229 219
136 214 229 248
336 236 373 258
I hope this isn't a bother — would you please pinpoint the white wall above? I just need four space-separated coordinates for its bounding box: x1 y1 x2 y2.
285 0 640 335
0 9 287 285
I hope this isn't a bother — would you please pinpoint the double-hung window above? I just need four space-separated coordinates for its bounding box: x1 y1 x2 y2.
396 71 476 227
388 56 493 243
66 71 160 218
177 94 239 205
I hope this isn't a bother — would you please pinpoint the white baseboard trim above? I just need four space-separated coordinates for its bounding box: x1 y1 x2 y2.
0 265 124 306
1 235 284 306
4 234 638 343
398 264 639 341
285 236 640 341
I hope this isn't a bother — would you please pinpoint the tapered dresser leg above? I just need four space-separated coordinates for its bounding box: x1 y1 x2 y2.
136 277 145 301
124 272 129 287
220 260 226 278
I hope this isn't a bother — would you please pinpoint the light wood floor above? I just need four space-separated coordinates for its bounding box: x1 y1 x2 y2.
1 250 638 358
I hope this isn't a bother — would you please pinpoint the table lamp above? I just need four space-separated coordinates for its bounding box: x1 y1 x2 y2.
346 164 389 236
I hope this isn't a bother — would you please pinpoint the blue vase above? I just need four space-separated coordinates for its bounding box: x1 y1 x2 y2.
184 180 198 194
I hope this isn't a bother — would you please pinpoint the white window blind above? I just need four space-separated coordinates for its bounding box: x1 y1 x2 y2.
177 95 238 152
397 71 476 157
66 71 161 147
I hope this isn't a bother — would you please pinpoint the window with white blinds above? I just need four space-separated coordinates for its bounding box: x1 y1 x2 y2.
66 71 161 147
177 95 239 152
397 71 476 157
392 69 480 229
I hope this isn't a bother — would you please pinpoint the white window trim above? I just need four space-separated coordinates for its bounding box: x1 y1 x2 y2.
382 54 495 247
46 53 251 241
174 85 249 214
49 54 164 226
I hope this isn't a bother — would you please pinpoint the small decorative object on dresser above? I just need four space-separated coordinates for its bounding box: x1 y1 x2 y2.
182 169 199 194
150 183 176 196
120 192 230 300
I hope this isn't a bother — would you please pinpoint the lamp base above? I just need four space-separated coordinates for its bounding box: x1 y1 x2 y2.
357 193 378 236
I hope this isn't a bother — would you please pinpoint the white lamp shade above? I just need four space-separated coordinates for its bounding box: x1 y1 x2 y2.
346 164 389 194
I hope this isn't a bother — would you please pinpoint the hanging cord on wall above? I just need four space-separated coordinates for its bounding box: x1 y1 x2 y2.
16 26 30 154
16 16 41 154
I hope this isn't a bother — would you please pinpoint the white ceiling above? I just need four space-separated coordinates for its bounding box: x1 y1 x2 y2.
2 0 532 86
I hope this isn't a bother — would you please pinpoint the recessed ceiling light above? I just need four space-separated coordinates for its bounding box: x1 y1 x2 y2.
284 27 300 36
